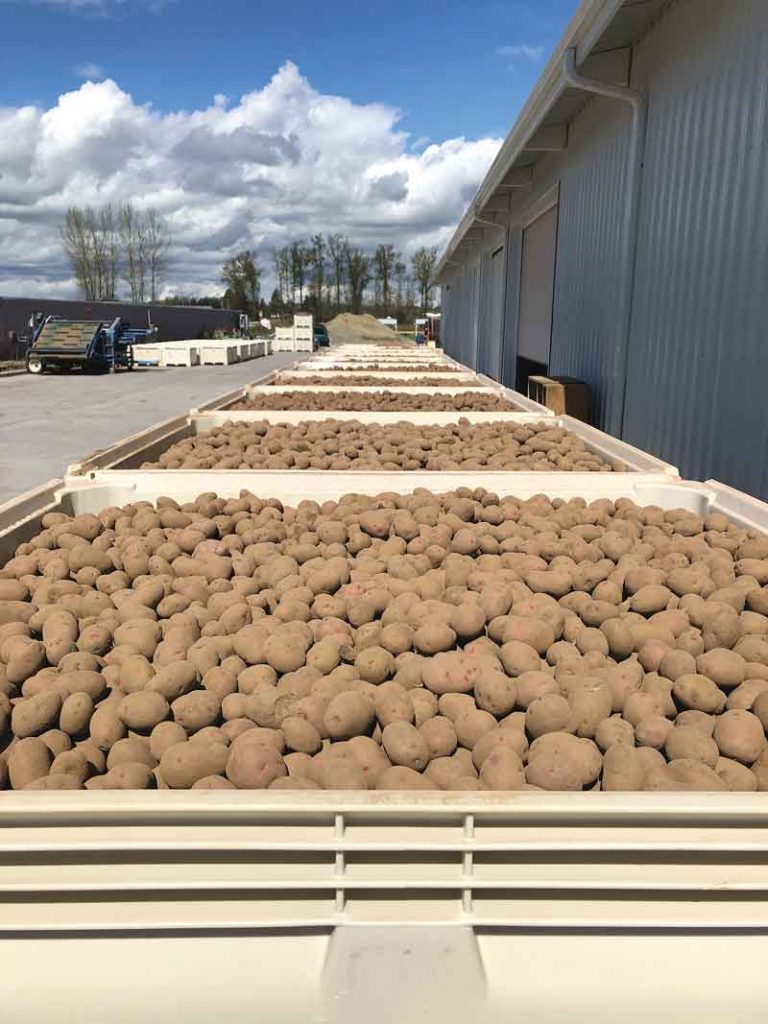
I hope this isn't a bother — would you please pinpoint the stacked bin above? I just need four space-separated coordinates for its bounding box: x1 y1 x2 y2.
2 340 768 1021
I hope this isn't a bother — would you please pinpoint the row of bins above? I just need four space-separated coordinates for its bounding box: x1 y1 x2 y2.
1 340 768 1021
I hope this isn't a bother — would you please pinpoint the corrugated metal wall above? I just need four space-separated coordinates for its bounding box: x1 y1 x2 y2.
622 0 768 497
548 97 632 429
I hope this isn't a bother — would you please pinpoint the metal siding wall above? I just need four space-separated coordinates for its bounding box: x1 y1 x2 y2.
501 226 522 388
476 242 505 379
547 97 632 427
623 0 768 497
440 274 459 359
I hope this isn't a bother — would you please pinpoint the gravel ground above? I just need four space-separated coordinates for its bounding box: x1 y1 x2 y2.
0 351 303 504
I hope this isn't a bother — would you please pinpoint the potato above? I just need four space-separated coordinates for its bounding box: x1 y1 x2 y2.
419 716 458 759
11 690 61 739
89 704 126 750
150 720 188 760
375 766 433 790
602 745 646 791
281 715 322 754
49 749 91 785
712 709 766 764
373 681 414 727
410 689 438 726
526 733 602 790
192 775 236 789
672 673 726 713
422 652 495 695
224 733 287 788
6 637 46 685
696 649 745 690
160 740 229 788
324 692 375 740
107 738 156 770
118 691 170 732
663 758 728 791
382 721 430 771
594 715 635 752
355 646 395 684
147 661 198 701
8 736 52 789
454 708 497 749
664 725 719 767
172 691 221 733
474 671 517 717
526 694 573 739
86 763 154 790
479 746 525 790
716 756 758 791
42 609 78 666
59 692 94 738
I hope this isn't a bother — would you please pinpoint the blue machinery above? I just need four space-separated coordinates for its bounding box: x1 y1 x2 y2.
25 316 156 375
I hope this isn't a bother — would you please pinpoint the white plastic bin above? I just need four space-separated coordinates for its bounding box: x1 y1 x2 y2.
63 410 678 478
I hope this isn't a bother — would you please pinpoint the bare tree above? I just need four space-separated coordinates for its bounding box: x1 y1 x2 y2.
289 240 307 305
308 234 326 320
411 245 438 312
326 233 348 310
144 209 170 302
61 205 117 299
61 207 96 299
119 203 147 302
373 244 396 312
346 246 370 314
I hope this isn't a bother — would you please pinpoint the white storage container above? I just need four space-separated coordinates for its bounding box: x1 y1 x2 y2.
132 343 167 367
162 343 201 367
2 788 768 1022
63 409 677 478
283 369 480 383
200 342 239 366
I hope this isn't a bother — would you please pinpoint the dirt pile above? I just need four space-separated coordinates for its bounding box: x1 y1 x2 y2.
325 314 405 345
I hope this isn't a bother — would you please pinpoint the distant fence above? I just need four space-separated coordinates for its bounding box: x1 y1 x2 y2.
0 297 243 360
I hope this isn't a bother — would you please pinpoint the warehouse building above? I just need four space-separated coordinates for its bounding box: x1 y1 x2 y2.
437 0 768 498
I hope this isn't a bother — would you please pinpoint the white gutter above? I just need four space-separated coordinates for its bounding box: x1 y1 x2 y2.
435 0 626 279
561 46 646 438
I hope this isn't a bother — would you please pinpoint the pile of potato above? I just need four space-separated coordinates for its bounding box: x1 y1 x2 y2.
310 364 461 373
145 420 617 472
274 375 475 388
2 488 768 793
231 392 519 412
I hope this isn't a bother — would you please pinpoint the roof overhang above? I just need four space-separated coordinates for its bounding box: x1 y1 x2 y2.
435 0 670 279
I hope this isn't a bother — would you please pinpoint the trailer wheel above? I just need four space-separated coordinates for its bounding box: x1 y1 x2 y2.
27 357 44 375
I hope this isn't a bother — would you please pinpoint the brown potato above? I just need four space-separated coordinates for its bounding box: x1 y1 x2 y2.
382 721 430 771
160 740 229 788
526 732 602 790
8 736 52 789
118 691 170 732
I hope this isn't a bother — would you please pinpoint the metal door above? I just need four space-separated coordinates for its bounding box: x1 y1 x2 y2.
517 203 558 367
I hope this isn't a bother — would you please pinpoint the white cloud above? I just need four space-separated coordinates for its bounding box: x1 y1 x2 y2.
2 0 170 9
0 63 501 298
498 43 545 64
76 62 105 80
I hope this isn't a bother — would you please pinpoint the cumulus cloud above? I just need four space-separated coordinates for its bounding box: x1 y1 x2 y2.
0 63 501 298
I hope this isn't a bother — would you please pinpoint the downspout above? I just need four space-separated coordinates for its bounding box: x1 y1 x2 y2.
562 47 646 438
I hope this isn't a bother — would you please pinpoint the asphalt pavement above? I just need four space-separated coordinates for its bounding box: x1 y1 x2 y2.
0 351 303 504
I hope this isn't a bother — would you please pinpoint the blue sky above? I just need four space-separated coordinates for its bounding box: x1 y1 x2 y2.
0 0 576 297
